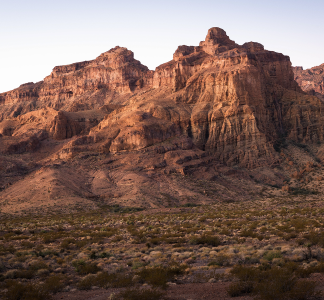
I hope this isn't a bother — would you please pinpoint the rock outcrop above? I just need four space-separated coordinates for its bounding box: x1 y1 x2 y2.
293 64 324 100
0 46 152 120
1 27 324 213
1 27 323 168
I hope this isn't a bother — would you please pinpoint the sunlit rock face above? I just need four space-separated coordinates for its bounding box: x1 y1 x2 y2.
293 64 324 101
1 27 323 168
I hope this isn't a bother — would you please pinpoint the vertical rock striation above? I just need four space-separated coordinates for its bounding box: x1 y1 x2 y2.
1 27 324 168
293 64 324 100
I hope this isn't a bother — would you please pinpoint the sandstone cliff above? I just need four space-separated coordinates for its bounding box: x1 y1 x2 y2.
293 64 324 100
1 27 324 214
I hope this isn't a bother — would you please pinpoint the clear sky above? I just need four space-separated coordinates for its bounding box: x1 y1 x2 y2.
1 0 323 93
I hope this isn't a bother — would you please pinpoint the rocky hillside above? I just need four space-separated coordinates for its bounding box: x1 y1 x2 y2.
293 64 324 100
1 28 324 215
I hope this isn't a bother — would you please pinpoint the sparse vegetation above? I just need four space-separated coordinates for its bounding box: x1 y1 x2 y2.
228 264 320 299
1 200 324 298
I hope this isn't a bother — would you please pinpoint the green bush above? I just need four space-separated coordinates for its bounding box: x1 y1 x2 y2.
263 250 282 261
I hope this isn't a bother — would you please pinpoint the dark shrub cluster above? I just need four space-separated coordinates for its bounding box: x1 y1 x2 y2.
189 235 221 247
227 264 320 299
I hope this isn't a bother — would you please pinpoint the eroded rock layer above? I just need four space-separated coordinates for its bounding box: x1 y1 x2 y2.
1 27 324 213
293 64 324 100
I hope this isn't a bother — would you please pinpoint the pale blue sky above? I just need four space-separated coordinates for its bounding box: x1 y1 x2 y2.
1 0 323 93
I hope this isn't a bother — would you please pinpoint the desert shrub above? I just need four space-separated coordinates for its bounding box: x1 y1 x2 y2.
263 250 282 261
89 251 111 259
0 244 16 254
75 239 89 248
6 270 34 279
72 260 101 275
303 231 324 247
78 272 133 289
108 205 144 214
60 238 76 250
290 218 308 231
253 268 297 299
40 232 66 244
152 236 186 245
239 229 258 239
137 262 185 288
198 216 207 222
77 274 97 290
111 235 123 242
127 226 146 239
287 280 320 300
228 265 320 299
227 281 254 297
230 265 260 282
100 272 133 288
4 280 50 300
29 261 48 271
293 261 324 278
189 235 221 247
131 261 146 270
20 241 34 249
35 249 58 258
10 235 29 241
219 228 231 235
290 188 318 196
284 233 297 241
208 255 230 267
182 203 199 207
42 274 66 294
4 233 15 240
254 274 319 300
137 267 169 288
117 287 165 300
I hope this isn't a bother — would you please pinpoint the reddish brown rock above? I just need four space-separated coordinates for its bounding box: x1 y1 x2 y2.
2 27 324 213
282 185 290 192
1 27 323 168
293 64 324 100
49 111 82 140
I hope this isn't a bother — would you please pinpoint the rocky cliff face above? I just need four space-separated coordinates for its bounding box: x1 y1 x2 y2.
293 64 324 100
0 28 323 167
1 27 323 167
0 46 152 120
1 27 324 213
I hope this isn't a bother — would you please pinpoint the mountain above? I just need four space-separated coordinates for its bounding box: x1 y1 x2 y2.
1 27 324 216
293 64 324 101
